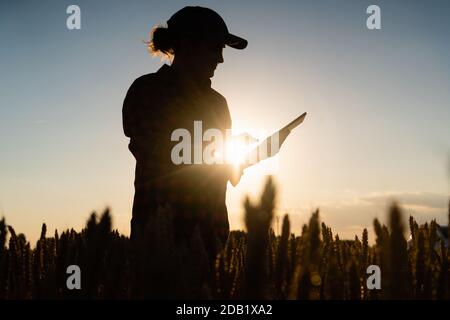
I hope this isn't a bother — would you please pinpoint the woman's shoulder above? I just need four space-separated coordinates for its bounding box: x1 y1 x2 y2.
130 72 165 90
129 64 173 90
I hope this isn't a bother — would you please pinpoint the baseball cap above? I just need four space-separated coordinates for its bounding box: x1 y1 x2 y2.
167 6 248 50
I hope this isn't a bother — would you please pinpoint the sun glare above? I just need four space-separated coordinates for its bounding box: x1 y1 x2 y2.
212 133 258 167
226 139 251 166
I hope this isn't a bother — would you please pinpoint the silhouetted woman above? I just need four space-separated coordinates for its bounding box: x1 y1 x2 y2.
122 6 247 273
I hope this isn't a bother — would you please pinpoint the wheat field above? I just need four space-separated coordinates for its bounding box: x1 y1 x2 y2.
0 177 449 300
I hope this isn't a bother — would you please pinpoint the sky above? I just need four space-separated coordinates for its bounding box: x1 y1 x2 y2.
1 0 449 244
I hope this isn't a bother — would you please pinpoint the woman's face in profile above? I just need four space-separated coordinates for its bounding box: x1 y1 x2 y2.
182 39 225 80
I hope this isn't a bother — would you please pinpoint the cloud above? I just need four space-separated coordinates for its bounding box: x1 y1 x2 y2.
228 191 449 244
303 191 449 242
362 191 449 212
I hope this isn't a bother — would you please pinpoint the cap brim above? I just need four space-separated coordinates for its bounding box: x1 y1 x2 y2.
225 33 248 50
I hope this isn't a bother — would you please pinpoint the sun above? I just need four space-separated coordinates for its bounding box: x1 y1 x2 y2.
212 132 257 167
225 139 251 166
